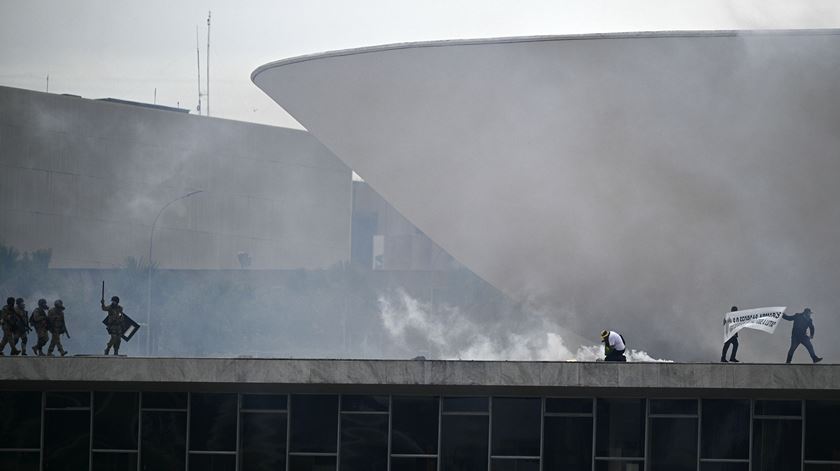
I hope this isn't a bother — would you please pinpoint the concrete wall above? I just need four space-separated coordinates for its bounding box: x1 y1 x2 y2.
0 86 351 269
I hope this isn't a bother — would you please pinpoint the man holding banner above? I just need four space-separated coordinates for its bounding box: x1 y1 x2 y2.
783 308 823 364
721 306 740 362
723 306 787 362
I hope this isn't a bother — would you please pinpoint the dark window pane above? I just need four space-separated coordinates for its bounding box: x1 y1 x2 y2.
491 458 540 471
594 460 644 471
242 394 287 410
190 393 237 451
545 398 592 414
141 411 186 471
188 453 236 471
142 392 187 409
701 400 750 460
46 391 89 408
240 412 287 471
649 417 697 471
805 465 840 471
441 414 488 471
543 416 592 471
289 455 336 471
595 399 645 458
0 451 39 471
392 396 439 455
650 399 697 415
290 395 338 453
752 419 801 471
492 397 540 457
806 400 840 461
94 392 139 450
443 397 489 413
391 457 437 471
700 463 749 471
93 452 138 471
342 395 388 412
340 414 388 471
44 410 90 471
755 400 801 417
0 391 41 448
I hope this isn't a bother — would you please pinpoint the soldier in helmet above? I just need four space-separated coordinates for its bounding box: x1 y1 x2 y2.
13 298 31 356
0 297 20 355
30 299 51 356
47 300 68 356
101 295 125 355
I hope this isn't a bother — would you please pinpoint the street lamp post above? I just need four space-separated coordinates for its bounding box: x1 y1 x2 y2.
146 190 203 356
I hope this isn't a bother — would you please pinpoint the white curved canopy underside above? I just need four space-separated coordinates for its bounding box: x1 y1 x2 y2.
254 31 840 348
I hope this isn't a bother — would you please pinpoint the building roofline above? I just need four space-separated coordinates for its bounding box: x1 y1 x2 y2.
2 358 837 397
251 28 840 82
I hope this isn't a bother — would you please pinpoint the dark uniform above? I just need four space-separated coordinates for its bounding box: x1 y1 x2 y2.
783 308 822 364
721 306 740 362
47 300 68 356
30 299 50 356
13 298 30 356
0 298 19 355
102 296 125 355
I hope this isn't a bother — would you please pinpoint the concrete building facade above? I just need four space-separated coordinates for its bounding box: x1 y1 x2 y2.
0 86 352 270
0 358 838 471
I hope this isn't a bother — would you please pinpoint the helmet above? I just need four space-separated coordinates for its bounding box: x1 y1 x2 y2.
7 297 15 306
111 296 120 304
38 299 47 307
600 330 610 340
731 306 738 312
15 297 24 305
54 299 64 308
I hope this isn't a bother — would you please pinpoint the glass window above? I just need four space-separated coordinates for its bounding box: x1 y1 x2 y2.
594 460 644 471
595 399 645 458
650 399 697 415
543 416 592 471
441 414 489 471
44 410 90 471
649 417 697 471
141 411 186 471
491 397 541 457
805 400 840 461
92 452 138 471
701 400 750 460
240 413 287 471
545 398 592 414
443 397 489 413
94 392 139 450
0 451 39 471
491 458 540 471
390 457 437 471
340 414 388 471
752 419 802 471
342 395 388 412
142 392 187 410
242 394 287 411
754 400 801 417
700 463 749 471
290 395 338 453
391 396 439 455
0 391 41 448
189 393 237 451
188 453 236 471
288 455 336 471
804 465 840 471
46 391 89 408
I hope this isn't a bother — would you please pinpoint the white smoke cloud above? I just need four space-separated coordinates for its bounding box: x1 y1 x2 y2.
379 288 670 362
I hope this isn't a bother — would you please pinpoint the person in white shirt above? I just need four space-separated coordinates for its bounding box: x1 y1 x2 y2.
600 330 627 362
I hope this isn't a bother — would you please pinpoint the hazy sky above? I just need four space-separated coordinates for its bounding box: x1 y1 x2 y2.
2 0 840 129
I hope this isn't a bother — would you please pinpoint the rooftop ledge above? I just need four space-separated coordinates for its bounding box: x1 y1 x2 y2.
1 358 837 397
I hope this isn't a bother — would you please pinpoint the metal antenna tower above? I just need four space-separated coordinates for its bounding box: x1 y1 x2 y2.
206 11 211 117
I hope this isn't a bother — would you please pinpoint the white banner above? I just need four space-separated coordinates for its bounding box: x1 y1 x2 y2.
724 306 786 342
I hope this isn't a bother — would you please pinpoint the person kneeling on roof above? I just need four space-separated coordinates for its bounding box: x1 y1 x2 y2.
601 330 627 362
